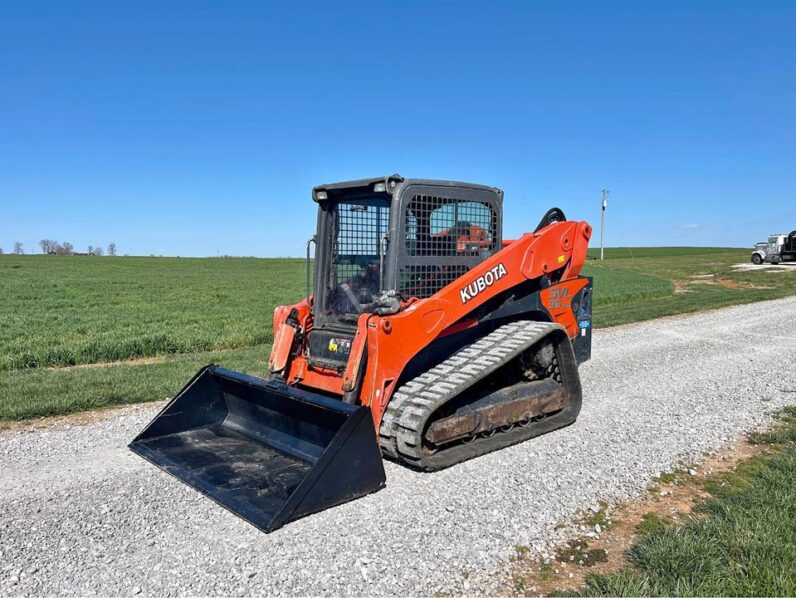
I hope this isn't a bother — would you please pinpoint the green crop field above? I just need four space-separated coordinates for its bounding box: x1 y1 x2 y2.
582 247 796 326
0 256 305 371
1 248 794 421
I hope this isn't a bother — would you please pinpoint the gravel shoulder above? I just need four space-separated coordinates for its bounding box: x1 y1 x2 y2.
2 297 796 596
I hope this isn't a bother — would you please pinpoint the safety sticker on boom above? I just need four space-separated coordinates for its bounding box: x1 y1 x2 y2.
459 263 508 304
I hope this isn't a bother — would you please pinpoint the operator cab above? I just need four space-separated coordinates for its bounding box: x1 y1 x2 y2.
306 175 503 369
311 175 503 326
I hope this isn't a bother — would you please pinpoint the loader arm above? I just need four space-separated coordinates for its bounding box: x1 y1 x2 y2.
358 219 592 427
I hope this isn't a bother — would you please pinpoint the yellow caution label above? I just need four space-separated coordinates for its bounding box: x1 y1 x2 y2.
557 254 566 263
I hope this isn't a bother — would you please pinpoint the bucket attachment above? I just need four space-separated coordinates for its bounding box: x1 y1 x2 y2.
129 365 386 533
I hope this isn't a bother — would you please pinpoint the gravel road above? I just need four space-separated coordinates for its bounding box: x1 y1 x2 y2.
2 297 796 596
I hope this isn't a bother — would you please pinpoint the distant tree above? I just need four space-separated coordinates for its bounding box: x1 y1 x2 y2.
0 246 4 255
87 245 94 255
107 242 117 256
54 242 74 255
40 239 54 254
13 241 24 255
94 246 104 256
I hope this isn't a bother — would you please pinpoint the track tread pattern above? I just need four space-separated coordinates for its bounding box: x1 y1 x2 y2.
379 320 564 468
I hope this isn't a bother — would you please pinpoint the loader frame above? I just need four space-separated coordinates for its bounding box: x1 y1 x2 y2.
271 179 592 431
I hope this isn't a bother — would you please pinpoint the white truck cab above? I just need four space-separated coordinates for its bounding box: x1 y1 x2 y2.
751 232 796 264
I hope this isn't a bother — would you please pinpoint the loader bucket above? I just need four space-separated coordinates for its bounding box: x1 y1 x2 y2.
129 365 385 533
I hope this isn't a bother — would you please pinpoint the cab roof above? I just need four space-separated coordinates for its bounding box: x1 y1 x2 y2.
312 174 503 202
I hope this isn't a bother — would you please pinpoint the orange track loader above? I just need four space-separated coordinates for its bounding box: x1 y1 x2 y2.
130 175 593 532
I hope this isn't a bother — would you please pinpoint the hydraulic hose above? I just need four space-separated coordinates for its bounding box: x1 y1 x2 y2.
535 207 567 232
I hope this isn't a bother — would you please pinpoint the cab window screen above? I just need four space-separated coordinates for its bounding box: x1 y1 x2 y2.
324 198 389 321
400 195 497 299
405 196 495 257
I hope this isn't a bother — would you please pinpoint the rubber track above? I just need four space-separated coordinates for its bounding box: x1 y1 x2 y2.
379 320 566 468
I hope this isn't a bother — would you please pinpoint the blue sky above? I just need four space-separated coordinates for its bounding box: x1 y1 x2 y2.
1 1 794 256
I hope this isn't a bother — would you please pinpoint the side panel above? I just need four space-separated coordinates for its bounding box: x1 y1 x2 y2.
539 278 590 341
570 279 593 364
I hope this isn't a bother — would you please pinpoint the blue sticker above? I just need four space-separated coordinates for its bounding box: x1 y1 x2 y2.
579 319 591 329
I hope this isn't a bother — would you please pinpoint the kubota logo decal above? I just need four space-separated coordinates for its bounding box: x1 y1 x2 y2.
460 263 508 303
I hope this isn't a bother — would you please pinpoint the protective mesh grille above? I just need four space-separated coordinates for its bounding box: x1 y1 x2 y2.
398 264 471 300
399 195 497 299
330 201 389 292
405 195 496 257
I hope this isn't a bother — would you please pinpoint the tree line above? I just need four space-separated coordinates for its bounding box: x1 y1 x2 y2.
0 241 118 256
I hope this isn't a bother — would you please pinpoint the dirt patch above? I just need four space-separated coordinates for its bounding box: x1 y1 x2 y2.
46 355 169 372
676 274 773 292
717 278 742 289
716 278 772 290
732 262 796 272
502 438 771 596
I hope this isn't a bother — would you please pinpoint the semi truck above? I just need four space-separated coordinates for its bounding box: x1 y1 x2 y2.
751 231 796 264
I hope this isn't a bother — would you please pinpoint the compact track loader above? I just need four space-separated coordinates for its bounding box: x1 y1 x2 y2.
131 175 593 532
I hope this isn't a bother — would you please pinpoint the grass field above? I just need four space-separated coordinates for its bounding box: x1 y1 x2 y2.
583 247 796 326
0 256 304 370
1 248 794 420
564 408 796 597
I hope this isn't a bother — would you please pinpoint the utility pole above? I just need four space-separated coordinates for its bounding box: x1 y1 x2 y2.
600 189 608 260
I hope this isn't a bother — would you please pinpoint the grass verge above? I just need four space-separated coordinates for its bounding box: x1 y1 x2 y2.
0 344 270 421
503 405 796 596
